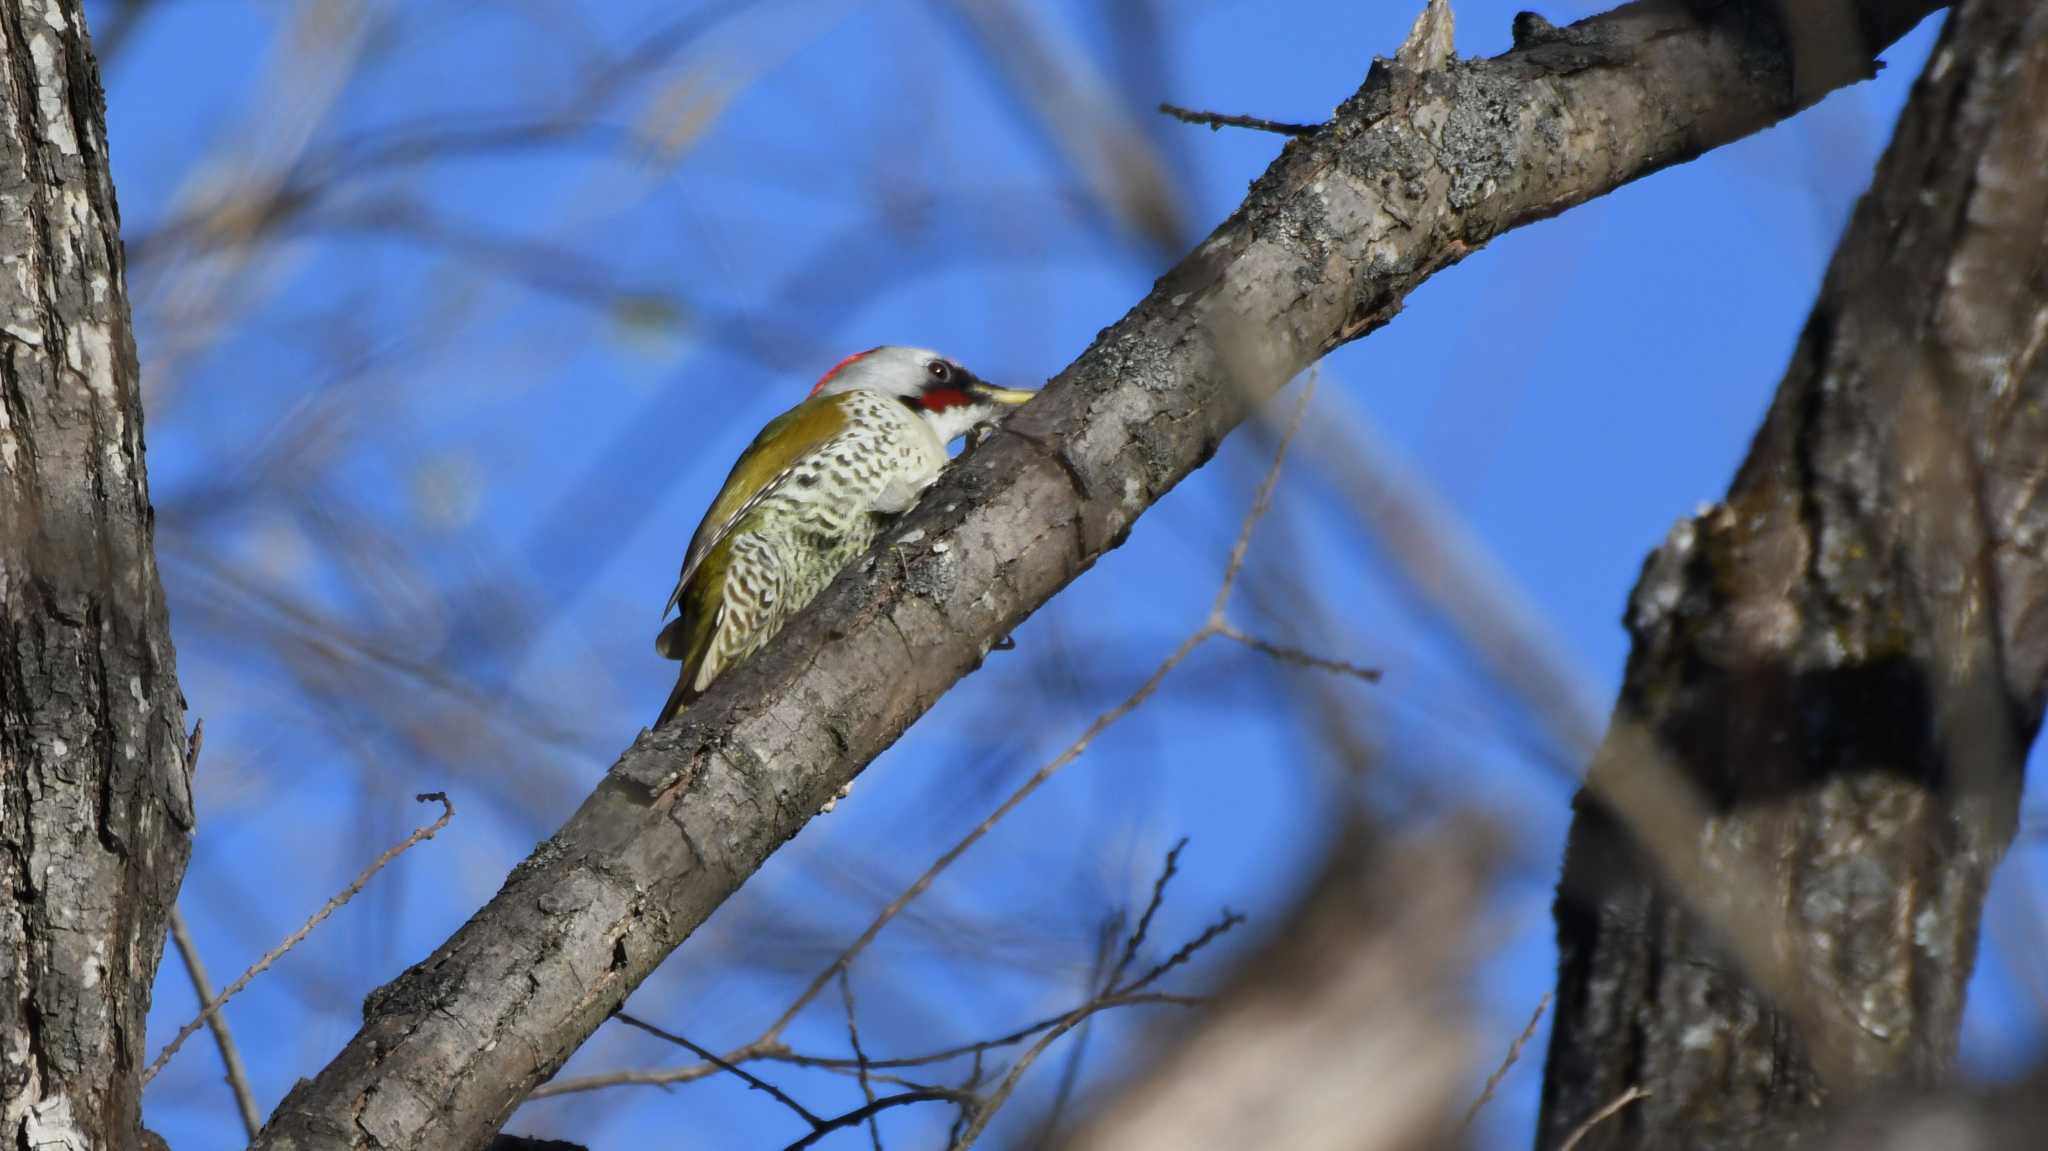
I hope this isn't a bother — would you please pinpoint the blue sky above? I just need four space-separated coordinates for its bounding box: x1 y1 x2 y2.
92 2 2031 1149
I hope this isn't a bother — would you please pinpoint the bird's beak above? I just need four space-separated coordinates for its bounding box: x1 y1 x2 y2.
964 378 1036 406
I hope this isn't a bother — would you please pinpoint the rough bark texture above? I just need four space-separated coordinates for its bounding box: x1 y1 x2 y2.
0 2 191 1149
1538 0 2048 1146
251 2 1943 1146
1052 824 1494 1151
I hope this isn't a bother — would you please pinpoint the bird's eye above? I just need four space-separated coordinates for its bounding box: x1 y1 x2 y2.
927 360 952 384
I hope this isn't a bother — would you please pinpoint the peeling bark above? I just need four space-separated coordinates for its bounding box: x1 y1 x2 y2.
0 2 191 1150
249 2 1945 1146
1538 0 2048 1146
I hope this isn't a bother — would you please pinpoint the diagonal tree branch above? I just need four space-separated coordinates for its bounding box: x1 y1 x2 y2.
251 1 1945 1146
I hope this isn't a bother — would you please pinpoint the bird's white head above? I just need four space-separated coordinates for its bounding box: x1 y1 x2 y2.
809 345 1035 443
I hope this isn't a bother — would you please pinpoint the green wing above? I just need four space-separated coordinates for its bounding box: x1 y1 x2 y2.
656 393 854 699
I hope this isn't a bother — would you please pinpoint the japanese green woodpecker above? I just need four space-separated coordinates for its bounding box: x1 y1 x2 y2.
655 346 1034 725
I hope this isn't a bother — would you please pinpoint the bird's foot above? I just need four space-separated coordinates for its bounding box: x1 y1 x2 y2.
818 778 855 815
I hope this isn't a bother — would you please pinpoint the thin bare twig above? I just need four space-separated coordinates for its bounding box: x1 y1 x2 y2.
957 892 1245 1147
763 628 1208 1043
613 1012 821 1126
1560 1085 1650 1151
166 833 263 1136
535 995 1205 1099
779 1089 975 1151
1116 908 1245 994
950 987 1239 1151
951 1020 1086 1149
163 719 259 1135
1157 101 1319 136
949 0 1189 252
1212 623 1382 683
617 1006 974 1149
837 971 884 1151
528 1064 731 1096
949 1052 987 1147
1460 992 1552 1132
543 844 1225 1107
768 993 1203 1074
1032 920 1120 1144
1293 386 1602 774
943 944 1244 1151
1209 380 1315 621
143 792 456 1083
1107 838 1187 989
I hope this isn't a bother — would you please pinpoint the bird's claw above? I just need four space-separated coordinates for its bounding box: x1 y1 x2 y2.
818 778 854 815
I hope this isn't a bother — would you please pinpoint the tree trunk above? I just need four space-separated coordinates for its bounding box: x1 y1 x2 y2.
1538 0 2048 1146
0 3 190 1149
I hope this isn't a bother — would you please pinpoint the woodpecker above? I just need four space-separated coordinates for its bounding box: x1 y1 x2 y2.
655 346 1034 726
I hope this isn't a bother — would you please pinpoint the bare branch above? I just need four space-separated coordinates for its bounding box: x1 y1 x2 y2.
163 723 261 1135
166 907 263 1139
777 1090 975 1151
1112 909 1246 998
529 994 1203 1099
568 853 1238 1148
1559 1087 1649 1151
1211 623 1383 684
1156 102 1319 136
610 1013 820 1127
1461 993 1551 1133
777 994 1205 1076
1052 822 1497 1151
1294 387 1604 771
1107 839 1189 990
539 838 1227 1112
836 972 883 1151
951 913 1246 1151
145 793 456 1083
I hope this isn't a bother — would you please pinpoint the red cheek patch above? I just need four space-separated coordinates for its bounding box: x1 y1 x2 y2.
919 388 972 411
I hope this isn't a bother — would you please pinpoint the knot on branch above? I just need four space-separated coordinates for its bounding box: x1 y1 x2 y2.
1512 10 1559 48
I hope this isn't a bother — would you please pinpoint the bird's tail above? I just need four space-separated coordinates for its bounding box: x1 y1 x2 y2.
655 674 696 729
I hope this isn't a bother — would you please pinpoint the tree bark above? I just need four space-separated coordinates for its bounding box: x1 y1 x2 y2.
250 1 1944 1146
1538 0 2048 1146
0 3 191 1150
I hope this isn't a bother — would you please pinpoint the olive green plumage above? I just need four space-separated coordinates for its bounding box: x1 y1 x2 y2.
653 346 1033 727
657 391 865 725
